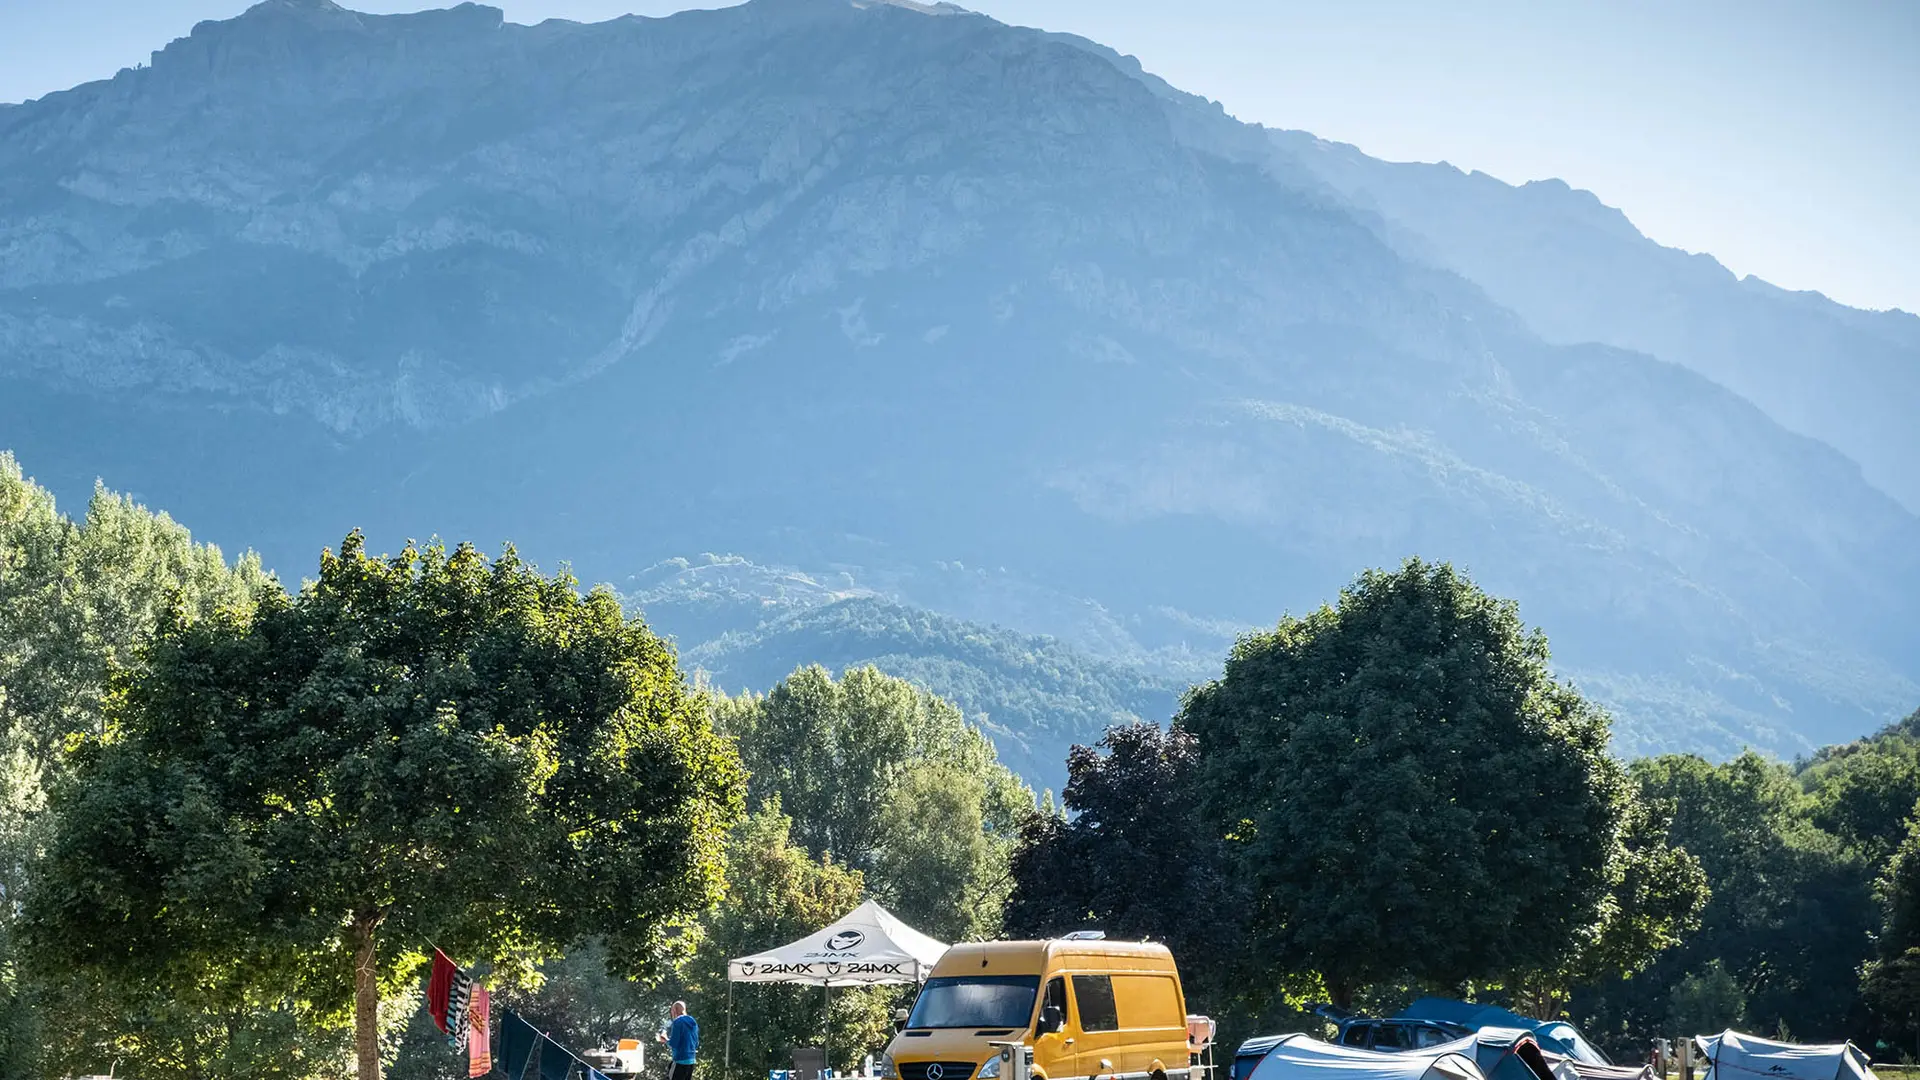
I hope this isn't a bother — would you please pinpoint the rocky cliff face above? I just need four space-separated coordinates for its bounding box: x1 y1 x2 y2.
1 0 1913 761
1268 130 1920 513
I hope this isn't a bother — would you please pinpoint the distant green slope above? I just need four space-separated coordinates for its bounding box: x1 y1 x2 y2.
682 597 1186 789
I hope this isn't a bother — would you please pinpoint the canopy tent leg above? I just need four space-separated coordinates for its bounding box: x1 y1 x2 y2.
726 978 734 1075
824 981 832 1078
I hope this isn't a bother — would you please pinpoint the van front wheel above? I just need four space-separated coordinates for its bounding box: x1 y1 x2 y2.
1149 1068 1168 1080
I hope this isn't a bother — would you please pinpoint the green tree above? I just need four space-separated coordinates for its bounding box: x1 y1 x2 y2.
1005 723 1266 1019
1864 810 1920 1044
0 453 269 753
0 454 274 1079
1574 752 1876 1046
715 665 1030 941
677 800 894 1080
1802 718 1920 864
23 532 745 1080
1180 559 1694 1009
1668 960 1744 1035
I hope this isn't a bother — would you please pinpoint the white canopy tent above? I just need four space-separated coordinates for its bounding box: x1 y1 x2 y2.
729 899 949 986
724 900 950 1074
1694 1032 1877 1080
1248 1035 1487 1080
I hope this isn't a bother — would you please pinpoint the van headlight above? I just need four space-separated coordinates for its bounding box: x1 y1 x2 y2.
880 1056 897 1079
979 1056 1002 1079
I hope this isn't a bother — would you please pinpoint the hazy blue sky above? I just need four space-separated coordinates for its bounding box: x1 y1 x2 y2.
2 0 1915 313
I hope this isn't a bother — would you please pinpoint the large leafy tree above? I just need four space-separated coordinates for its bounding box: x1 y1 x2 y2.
23 532 745 1080
1180 559 1697 1008
715 665 1030 940
0 453 268 752
1005 723 1262 1017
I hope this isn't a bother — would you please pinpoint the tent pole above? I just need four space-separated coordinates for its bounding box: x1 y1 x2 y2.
824 980 832 1079
726 976 734 1076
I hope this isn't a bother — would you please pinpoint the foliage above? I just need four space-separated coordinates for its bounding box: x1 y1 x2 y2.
1865 813 1920 1037
22 532 745 1080
689 598 1182 786
1801 716 1920 864
1667 959 1744 1035
715 665 1031 941
1179 559 1695 1009
491 940 658 1059
1572 751 1878 1047
0 454 275 1079
1005 724 1268 1011
0 452 270 753
674 801 895 1080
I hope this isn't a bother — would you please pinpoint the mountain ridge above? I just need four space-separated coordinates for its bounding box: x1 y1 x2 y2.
0 0 1912 767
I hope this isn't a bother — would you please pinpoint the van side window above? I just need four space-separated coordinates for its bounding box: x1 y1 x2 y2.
1111 975 1179 1028
1340 1025 1370 1048
1072 975 1119 1033
1044 976 1069 1021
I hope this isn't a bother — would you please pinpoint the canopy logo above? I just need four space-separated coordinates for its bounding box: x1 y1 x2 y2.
753 962 821 976
739 962 756 977
827 930 866 951
844 962 905 976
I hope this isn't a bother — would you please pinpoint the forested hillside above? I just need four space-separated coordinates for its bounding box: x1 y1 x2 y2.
685 597 1182 788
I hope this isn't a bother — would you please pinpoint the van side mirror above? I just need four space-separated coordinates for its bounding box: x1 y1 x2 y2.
1039 1005 1064 1035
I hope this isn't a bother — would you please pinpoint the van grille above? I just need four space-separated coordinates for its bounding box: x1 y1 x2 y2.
899 1062 977 1080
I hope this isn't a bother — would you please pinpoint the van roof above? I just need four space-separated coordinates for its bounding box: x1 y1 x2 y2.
930 939 1176 977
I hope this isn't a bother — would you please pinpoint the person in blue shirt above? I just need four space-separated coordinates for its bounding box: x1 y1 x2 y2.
659 1000 700 1080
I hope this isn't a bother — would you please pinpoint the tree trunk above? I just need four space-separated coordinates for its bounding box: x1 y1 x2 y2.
352 910 384 1080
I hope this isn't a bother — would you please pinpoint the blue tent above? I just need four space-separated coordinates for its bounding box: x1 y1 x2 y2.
1395 1000 1609 1066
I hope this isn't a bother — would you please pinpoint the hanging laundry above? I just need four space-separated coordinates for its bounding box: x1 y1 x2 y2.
502 1010 543 1080
468 985 492 1078
427 947 474 1049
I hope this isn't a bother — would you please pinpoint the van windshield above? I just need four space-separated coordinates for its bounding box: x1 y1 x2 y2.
906 976 1041 1029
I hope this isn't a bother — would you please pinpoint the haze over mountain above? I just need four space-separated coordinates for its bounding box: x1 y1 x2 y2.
0 0 1913 776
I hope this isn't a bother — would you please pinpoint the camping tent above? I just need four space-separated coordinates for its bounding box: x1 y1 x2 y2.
1397 1000 1609 1066
1432 1027 1557 1080
1248 1034 1486 1080
1693 1032 1877 1080
725 900 949 1073
728 899 948 986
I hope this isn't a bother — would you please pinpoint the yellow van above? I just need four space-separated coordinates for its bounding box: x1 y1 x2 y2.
882 936 1192 1080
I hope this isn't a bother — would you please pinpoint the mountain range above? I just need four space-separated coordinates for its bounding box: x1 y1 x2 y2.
1 0 1914 782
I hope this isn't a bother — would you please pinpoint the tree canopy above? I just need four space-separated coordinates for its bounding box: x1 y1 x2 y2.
1005 723 1261 1013
23 532 745 1080
1574 751 1879 1045
715 664 1031 941
1178 559 1700 1007
0 454 279 1079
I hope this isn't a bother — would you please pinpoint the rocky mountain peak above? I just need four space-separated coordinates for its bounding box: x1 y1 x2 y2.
0 0 1912 767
